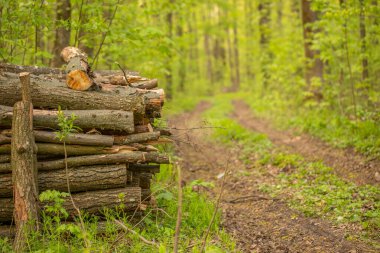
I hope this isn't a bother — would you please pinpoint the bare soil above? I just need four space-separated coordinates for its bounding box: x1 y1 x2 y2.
231 100 380 186
169 101 377 253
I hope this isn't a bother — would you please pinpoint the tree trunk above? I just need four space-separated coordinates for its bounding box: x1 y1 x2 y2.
0 105 134 133
0 72 161 116
0 187 141 222
360 0 369 85
231 1 240 92
12 73 39 252
0 164 127 198
301 0 323 86
165 0 174 99
51 0 71 67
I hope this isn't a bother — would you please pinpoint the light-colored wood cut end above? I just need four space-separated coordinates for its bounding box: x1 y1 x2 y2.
66 70 93 91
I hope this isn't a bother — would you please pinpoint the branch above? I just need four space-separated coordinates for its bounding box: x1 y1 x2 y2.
114 219 159 248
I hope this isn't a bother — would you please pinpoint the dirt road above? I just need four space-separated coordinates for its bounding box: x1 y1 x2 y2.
169 101 376 253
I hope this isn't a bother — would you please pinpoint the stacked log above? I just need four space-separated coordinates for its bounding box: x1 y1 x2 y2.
0 60 170 227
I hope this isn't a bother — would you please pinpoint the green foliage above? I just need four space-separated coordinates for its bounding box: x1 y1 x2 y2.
39 190 70 220
55 106 80 142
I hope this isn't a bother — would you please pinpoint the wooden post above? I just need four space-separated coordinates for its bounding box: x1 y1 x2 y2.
12 72 39 252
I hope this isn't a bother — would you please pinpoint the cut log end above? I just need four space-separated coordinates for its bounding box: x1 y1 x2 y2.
67 70 93 91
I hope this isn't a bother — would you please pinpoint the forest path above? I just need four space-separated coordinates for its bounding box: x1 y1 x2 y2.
231 100 380 186
169 101 373 253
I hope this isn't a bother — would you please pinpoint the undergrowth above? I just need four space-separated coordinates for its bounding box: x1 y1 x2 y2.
239 92 380 159
202 94 380 247
0 157 236 252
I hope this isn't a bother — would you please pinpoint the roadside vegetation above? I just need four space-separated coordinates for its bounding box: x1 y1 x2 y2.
201 94 380 248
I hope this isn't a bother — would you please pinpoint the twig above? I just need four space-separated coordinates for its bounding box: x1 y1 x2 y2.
165 126 226 131
114 219 159 248
74 0 85 47
200 157 230 253
228 195 272 204
116 62 131 86
173 165 183 253
63 141 91 248
92 0 120 66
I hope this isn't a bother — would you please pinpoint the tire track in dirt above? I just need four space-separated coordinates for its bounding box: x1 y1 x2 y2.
231 100 380 186
169 101 374 253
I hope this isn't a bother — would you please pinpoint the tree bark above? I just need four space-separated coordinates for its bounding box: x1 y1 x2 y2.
0 143 138 156
0 72 161 116
0 105 134 133
51 0 71 67
114 132 160 145
0 63 66 77
0 154 10 163
128 164 160 174
33 130 114 146
12 72 39 252
0 187 141 222
301 0 323 86
0 134 11 145
0 164 127 198
360 0 369 82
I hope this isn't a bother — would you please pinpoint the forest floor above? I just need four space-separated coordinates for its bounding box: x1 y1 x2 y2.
169 100 379 253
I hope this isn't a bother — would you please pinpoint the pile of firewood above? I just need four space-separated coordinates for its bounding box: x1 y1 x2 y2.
0 50 170 233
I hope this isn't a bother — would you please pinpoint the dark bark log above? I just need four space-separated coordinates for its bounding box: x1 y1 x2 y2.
139 173 152 189
0 151 168 173
0 187 141 222
0 225 14 238
141 189 151 202
0 105 134 133
0 143 137 156
37 152 169 171
0 63 65 77
134 124 154 134
35 130 114 146
12 72 39 252
114 132 160 145
51 0 71 68
2 130 114 147
128 164 160 174
0 154 10 163
0 164 127 198
0 134 11 145
0 72 161 115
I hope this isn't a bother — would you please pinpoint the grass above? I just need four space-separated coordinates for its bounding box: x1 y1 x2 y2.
202 93 380 247
0 155 237 252
239 91 380 159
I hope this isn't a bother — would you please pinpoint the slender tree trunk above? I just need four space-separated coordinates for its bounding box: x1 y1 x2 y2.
259 0 271 92
301 0 323 86
51 0 71 67
231 3 240 92
203 7 214 88
12 73 39 252
176 17 186 92
165 0 174 99
360 0 369 82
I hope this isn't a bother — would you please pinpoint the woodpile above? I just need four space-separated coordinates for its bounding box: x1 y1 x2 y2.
0 48 170 241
